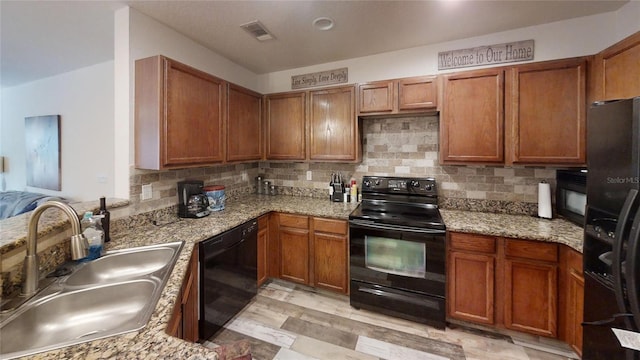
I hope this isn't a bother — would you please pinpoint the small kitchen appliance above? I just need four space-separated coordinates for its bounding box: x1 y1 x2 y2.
177 180 210 218
348 176 446 329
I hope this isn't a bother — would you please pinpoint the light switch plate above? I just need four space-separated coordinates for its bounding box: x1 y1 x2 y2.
306 170 312 181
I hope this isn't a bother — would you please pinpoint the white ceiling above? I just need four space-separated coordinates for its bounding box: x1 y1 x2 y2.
0 0 628 88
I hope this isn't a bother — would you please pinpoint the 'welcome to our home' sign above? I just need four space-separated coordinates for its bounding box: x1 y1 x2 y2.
291 68 348 89
438 40 534 70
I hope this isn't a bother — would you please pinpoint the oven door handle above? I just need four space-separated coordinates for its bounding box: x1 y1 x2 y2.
349 219 445 234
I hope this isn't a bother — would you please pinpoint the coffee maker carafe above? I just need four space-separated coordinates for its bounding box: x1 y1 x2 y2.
178 180 210 218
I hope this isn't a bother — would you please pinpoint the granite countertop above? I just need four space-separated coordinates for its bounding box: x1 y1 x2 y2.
440 209 584 252
4 194 358 360
2 195 583 359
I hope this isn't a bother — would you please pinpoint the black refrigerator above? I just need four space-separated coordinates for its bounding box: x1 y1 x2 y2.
583 97 640 359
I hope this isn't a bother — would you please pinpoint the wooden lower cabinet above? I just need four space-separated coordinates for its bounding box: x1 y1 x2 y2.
448 233 496 325
504 257 558 337
278 213 310 284
274 213 348 294
560 246 584 356
448 232 575 342
166 245 199 342
312 217 349 294
257 214 269 287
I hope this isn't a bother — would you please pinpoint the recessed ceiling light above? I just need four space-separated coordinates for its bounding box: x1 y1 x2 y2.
313 17 334 31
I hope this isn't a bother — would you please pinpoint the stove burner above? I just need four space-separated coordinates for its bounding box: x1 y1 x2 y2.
349 176 445 231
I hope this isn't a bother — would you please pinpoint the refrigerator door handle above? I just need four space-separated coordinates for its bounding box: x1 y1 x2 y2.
625 202 640 330
612 189 639 316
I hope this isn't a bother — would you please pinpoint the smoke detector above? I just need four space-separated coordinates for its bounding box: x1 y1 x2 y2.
240 20 275 41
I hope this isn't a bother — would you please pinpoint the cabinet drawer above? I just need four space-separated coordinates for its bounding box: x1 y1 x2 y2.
505 239 558 262
449 232 496 253
279 213 308 229
313 217 348 235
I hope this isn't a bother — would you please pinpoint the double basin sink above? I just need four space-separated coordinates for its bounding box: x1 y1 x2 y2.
0 241 184 359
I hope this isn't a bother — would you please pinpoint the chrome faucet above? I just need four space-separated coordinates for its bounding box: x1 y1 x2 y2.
22 200 88 297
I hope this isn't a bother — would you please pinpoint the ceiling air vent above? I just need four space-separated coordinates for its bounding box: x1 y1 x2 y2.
240 20 275 41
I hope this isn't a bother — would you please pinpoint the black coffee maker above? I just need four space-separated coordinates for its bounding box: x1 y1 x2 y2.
177 180 210 218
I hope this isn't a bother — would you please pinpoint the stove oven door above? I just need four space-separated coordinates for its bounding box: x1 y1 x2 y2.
349 219 446 328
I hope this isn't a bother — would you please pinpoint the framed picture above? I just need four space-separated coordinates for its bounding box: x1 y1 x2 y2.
25 115 61 190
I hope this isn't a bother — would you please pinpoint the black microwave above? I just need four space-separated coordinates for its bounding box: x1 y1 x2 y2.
555 169 587 226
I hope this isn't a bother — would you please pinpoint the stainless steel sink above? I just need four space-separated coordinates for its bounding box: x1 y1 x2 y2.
65 244 180 286
0 241 185 359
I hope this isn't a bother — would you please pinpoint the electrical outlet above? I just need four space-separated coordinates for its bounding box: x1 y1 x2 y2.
141 184 153 200
306 170 313 181
242 172 248 181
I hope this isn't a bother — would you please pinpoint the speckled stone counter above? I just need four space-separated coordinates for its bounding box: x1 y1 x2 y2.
1 194 358 360
1 195 584 359
440 209 584 252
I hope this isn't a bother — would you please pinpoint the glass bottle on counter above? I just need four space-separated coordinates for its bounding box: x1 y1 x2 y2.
99 197 110 242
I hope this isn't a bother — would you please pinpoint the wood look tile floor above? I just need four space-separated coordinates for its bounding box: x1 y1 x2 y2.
205 280 579 360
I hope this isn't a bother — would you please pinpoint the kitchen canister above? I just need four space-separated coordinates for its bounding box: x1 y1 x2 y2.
204 185 226 212
255 175 263 194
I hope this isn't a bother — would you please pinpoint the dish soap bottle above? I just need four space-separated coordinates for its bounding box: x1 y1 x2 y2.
80 211 104 261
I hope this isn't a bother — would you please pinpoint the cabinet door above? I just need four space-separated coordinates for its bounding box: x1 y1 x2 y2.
398 76 437 110
280 226 310 284
591 31 640 101
182 245 199 342
504 259 558 337
165 59 225 167
440 68 504 164
257 215 269 287
506 58 586 165
309 86 358 161
358 80 394 114
266 92 306 160
135 56 225 170
227 83 263 162
312 218 349 294
567 268 584 355
448 251 495 325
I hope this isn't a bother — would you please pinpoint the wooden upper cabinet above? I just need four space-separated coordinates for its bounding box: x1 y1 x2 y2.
265 92 306 160
135 55 225 170
358 76 437 116
309 85 359 161
227 83 263 162
440 68 504 164
591 31 640 102
398 76 438 110
359 80 394 113
506 58 587 165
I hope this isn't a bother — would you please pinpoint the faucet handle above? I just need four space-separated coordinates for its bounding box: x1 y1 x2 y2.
70 234 89 260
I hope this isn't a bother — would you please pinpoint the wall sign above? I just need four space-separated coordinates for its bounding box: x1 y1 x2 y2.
291 68 348 89
438 40 534 70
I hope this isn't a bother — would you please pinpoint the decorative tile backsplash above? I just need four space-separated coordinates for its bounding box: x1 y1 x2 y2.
130 115 565 216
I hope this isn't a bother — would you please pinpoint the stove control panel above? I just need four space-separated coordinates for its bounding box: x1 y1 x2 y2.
361 176 437 195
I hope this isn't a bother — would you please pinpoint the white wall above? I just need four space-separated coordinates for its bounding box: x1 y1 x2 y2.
125 8 263 167
260 3 640 93
0 61 115 201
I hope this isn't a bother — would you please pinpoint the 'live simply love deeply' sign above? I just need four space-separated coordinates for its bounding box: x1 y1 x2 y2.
438 40 535 70
291 68 348 89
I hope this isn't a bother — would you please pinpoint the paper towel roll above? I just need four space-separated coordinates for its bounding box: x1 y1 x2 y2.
538 182 552 219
